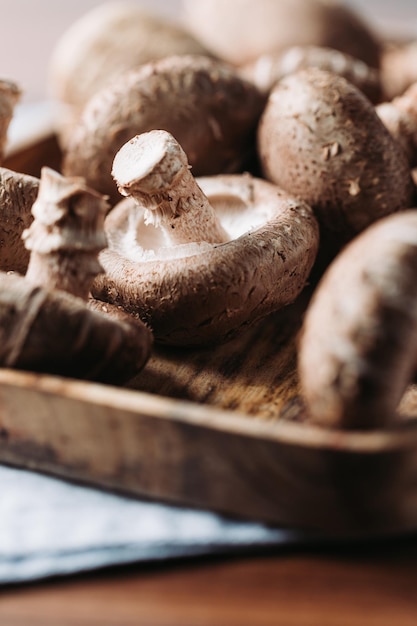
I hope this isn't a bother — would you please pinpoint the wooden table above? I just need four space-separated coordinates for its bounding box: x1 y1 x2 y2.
2 2 417 623
1 537 417 625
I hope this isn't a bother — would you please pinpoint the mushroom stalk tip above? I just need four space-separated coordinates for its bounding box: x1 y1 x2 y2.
112 130 229 245
23 168 108 300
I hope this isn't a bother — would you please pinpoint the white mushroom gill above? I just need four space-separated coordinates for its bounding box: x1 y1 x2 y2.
106 191 275 264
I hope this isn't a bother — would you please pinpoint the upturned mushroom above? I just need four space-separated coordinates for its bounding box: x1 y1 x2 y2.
91 130 319 346
0 79 20 163
298 210 417 430
62 55 266 204
182 0 381 68
0 167 39 274
0 167 152 384
257 68 414 252
241 45 381 103
48 1 213 145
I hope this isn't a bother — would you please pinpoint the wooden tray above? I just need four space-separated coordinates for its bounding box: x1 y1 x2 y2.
2 110 417 538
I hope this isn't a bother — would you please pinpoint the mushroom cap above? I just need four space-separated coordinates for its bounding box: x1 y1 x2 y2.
0 79 20 164
241 45 382 103
91 174 319 346
62 55 266 204
257 68 415 244
182 0 381 68
379 82 417 169
49 2 211 110
0 167 39 275
0 272 152 384
299 210 417 430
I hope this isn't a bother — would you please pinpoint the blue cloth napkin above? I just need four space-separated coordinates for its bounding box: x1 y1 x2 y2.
0 464 305 584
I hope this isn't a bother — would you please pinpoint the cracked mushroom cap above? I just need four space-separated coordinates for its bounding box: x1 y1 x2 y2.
62 55 266 204
92 173 319 346
0 271 152 385
258 68 415 248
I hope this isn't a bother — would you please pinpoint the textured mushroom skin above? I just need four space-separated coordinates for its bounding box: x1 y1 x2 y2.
0 167 39 274
258 69 414 245
92 175 319 346
298 211 417 430
63 55 266 203
0 272 152 384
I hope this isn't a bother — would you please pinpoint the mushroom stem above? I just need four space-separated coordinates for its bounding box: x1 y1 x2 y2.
23 167 108 301
112 130 229 245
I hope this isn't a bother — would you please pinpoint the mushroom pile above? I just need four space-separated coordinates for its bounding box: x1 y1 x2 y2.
1 0 417 423
0 90 151 383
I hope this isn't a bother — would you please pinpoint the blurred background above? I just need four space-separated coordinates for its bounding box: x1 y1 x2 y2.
0 0 416 102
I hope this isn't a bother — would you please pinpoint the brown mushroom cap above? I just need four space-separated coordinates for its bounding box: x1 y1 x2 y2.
49 2 212 111
0 167 39 274
182 0 381 68
241 45 382 103
299 210 417 430
257 68 415 246
0 79 20 164
0 271 152 384
62 55 266 204
91 173 319 346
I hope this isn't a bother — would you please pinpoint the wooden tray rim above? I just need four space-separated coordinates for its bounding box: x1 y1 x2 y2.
2 367 417 455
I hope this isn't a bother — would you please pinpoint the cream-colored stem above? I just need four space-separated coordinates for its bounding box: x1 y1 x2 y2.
112 130 229 246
